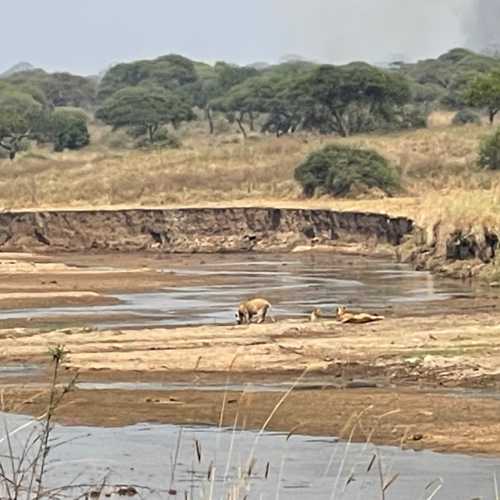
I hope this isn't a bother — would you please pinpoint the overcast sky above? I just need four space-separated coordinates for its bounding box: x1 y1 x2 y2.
0 0 483 75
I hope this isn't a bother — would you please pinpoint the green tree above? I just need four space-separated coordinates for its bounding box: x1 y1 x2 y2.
5 70 97 108
95 86 195 143
210 74 277 137
0 88 43 159
97 54 198 102
397 48 500 109
293 63 411 137
294 144 399 198
42 109 90 152
465 71 500 124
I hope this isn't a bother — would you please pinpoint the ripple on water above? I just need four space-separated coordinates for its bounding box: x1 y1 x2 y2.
0 254 487 329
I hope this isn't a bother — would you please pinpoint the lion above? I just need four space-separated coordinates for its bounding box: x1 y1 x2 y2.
336 305 384 324
236 298 272 325
309 307 336 322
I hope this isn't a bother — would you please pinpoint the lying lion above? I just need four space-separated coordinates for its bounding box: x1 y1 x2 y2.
309 308 336 322
336 305 384 324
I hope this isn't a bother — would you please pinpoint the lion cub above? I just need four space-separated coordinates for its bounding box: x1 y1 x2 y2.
309 308 336 322
236 298 272 325
336 306 384 324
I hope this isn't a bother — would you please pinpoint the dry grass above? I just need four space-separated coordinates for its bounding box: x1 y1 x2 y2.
1 114 500 230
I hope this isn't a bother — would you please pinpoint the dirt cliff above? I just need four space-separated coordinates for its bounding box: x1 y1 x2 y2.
0 208 413 253
398 222 500 279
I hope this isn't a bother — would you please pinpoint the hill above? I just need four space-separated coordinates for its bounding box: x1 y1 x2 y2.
0 62 36 78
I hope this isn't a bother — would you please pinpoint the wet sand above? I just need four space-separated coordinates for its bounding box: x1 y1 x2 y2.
3 382 500 456
1 251 500 457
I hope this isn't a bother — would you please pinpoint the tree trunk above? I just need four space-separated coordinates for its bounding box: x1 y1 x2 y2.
236 112 247 139
0 141 16 161
489 109 498 125
249 111 255 132
205 106 214 134
332 110 349 137
148 124 158 143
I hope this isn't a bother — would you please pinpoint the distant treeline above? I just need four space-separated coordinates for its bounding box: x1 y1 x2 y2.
1 48 500 157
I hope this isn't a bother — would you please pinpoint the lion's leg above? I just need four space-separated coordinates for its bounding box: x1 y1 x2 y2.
258 307 268 324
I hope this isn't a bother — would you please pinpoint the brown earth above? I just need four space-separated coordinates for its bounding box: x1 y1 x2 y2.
3 382 500 456
2 306 500 456
2 309 500 385
0 207 412 254
0 205 496 281
1 250 500 457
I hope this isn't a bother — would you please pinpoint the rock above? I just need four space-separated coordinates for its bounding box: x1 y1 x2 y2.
116 486 138 497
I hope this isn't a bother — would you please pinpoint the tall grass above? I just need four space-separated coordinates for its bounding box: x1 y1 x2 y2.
2 117 500 232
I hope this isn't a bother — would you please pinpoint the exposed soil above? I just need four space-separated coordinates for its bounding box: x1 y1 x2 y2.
0 208 412 253
4 383 500 457
1 249 500 457
2 305 500 456
2 308 500 385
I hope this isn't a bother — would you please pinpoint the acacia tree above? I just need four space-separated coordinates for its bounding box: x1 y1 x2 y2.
292 63 411 137
6 70 97 108
465 71 500 124
95 86 195 143
0 89 43 159
193 62 259 135
210 75 276 137
97 54 198 102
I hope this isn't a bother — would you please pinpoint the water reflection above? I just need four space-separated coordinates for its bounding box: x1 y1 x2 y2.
0 254 482 328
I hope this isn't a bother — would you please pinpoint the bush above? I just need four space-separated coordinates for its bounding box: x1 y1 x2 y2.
453 109 481 125
134 129 181 149
479 128 500 170
44 109 90 152
294 144 399 198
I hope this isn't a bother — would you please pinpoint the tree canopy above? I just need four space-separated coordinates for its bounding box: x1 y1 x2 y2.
95 85 195 143
465 71 500 124
4 70 97 109
97 54 198 102
396 48 500 109
211 62 412 137
0 85 44 159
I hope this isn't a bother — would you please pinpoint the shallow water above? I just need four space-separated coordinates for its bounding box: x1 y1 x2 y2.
1 412 498 499
0 364 40 377
0 254 486 329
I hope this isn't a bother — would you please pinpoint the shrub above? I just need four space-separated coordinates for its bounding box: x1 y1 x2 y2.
452 109 481 125
134 129 181 149
294 144 399 198
479 128 500 170
45 109 90 152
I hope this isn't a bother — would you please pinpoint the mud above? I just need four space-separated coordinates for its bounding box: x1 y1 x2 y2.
4 383 500 457
1 250 500 460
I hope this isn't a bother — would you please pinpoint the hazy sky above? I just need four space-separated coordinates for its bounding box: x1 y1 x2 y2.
0 0 479 75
